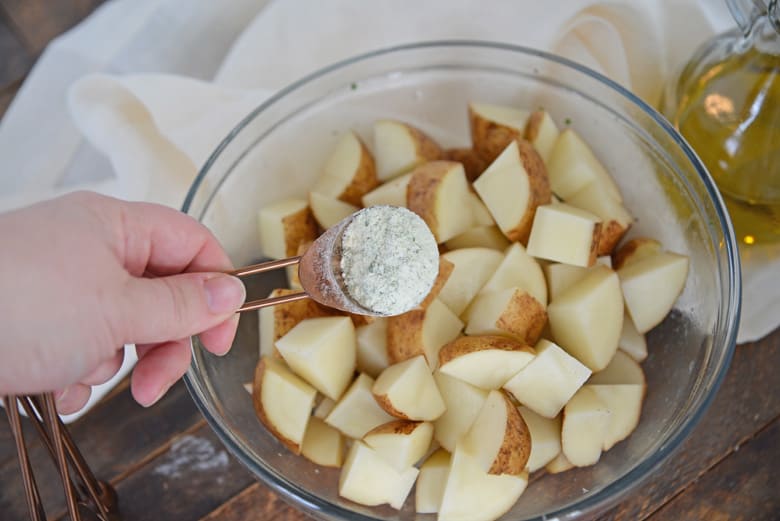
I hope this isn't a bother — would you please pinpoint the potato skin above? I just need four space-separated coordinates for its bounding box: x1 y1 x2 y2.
406 160 461 240
470 107 524 164
270 288 337 343
438 335 532 367
496 290 548 346
373 393 411 420
282 206 318 257
597 220 629 256
365 419 421 437
338 137 380 206
408 124 444 163
252 359 301 453
523 109 546 143
419 257 454 309
488 392 532 475
386 308 426 364
443 147 488 182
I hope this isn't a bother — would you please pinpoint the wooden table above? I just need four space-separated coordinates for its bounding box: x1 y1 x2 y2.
1 3 778 520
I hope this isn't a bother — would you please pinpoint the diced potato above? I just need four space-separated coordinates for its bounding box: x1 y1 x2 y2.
612 237 662 270
547 128 622 201
586 384 644 451
542 263 588 301
433 371 489 452
464 288 547 346
308 192 358 229
617 251 689 334
374 120 442 180
275 316 357 400
438 335 536 391
258 288 335 359
301 417 344 468
361 172 412 208
407 161 474 243
339 441 419 509
462 390 531 475
325 374 396 439
526 203 602 267
438 445 528 521
503 339 591 418
313 396 336 419
443 147 488 182
373 356 447 421
364 420 434 471
518 406 562 472
444 225 510 251
386 298 463 369
473 140 552 244
479 242 548 306
561 387 611 467
437 247 504 315
566 182 633 255
597 255 613 268
312 131 377 205
545 452 574 474
618 313 647 362
253 358 317 453
257 198 318 259
468 191 495 226
524 109 560 164
469 102 530 162
588 350 646 386
416 448 451 514
355 318 390 378
547 266 624 371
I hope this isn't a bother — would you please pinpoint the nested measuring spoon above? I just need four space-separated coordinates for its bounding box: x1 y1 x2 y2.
231 205 439 317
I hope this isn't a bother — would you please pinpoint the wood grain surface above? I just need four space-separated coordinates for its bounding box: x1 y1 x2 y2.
0 4 778 521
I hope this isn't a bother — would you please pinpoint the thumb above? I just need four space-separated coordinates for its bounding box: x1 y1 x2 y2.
117 273 246 344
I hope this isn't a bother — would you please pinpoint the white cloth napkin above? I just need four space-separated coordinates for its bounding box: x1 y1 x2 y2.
2 0 773 422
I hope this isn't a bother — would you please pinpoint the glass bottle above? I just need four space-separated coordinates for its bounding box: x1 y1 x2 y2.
664 0 780 245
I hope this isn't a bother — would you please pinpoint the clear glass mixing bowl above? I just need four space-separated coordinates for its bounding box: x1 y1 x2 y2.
182 41 741 521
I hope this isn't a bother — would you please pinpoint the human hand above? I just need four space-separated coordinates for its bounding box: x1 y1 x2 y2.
0 192 245 413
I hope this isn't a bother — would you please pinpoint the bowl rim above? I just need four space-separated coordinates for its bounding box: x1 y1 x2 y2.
182 40 741 520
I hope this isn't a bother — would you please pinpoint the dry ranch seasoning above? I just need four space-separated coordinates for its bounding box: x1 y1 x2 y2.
339 206 439 315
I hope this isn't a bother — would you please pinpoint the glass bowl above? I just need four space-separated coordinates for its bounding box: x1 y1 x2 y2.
182 41 740 521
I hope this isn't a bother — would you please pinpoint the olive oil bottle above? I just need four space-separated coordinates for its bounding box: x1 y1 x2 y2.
665 0 780 245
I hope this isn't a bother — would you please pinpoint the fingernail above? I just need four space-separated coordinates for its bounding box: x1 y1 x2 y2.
55 387 69 406
204 275 246 314
145 380 175 408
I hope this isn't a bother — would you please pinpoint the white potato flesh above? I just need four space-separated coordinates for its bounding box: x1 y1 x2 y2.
480 242 548 306
438 344 535 391
566 182 632 228
313 396 336 420
461 390 526 474
473 142 532 240
547 266 624 371
545 452 574 474
275 316 357 401
438 445 528 521
374 120 439 180
409 161 474 242
504 339 591 418
618 313 647 362
586 384 644 450
525 110 559 163
597 255 613 268
465 288 545 345
518 406 562 472
325 374 396 439
301 417 344 468
339 441 419 509
618 251 690 333
416 448 451 514
312 131 366 197
355 318 390 378
373 356 446 421
588 350 646 386
468 191 496 226
543 263 588 301
438 247 504 315
470 103 529 132
308 192 358 229
257 198 308 260
547 129 622 201
361 172 412 207
433 371 489 452
256 358 317 452
421 299 464 370
561 386 611 467
364 421 434 471
444 225 511 251
526 203 601 267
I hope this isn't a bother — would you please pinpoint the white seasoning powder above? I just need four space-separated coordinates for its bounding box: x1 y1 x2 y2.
340 206 439 316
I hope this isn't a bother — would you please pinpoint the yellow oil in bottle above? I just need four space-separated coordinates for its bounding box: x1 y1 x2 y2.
673 46 780 245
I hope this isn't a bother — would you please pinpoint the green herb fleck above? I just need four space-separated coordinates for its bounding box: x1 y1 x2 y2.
350 82 357 90
564 117 572 125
